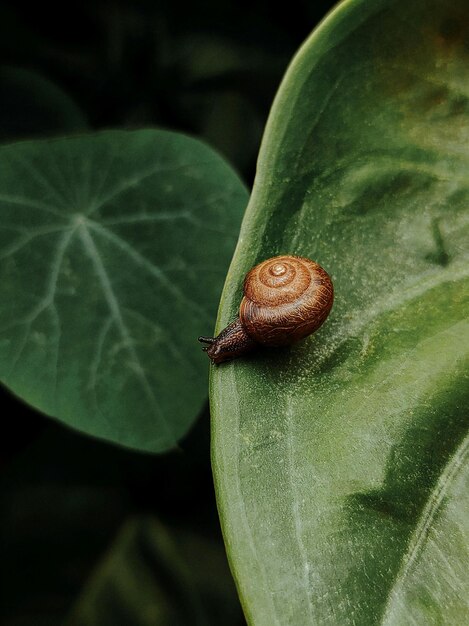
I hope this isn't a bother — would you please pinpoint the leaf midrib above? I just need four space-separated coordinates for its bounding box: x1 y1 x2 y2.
76 220 177 447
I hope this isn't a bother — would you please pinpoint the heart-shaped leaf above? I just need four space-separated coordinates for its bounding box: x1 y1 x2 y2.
0 130 248 452
211 0 469 623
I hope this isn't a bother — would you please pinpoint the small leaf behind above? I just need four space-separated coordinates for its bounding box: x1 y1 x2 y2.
0 129 248 452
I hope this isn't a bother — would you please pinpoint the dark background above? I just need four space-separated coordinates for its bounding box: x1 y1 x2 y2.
0 1 336 624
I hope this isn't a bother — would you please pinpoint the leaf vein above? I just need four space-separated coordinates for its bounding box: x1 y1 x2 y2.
77 223 177 448
380 432 469 624
87 219 211 321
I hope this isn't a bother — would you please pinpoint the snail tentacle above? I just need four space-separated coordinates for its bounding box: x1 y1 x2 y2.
199 318 256 364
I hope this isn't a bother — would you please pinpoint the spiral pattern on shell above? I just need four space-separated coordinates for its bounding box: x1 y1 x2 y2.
240 255 333 346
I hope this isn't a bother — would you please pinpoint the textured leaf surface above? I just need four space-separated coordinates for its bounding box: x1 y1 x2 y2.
0 130 248 451
211 0 469 623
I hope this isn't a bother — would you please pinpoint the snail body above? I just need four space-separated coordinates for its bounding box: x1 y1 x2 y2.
199 255 333 364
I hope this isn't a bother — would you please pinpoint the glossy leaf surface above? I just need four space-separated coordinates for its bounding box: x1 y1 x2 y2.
211 0 469 623
0 130 248 451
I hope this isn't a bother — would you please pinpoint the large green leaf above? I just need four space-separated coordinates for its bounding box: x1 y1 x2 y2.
211 0 469 624
0 130 248 452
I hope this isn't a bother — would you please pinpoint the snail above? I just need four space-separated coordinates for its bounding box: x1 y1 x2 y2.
199 255 333 364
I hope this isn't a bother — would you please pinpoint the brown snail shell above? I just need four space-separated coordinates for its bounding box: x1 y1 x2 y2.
198 255 334 364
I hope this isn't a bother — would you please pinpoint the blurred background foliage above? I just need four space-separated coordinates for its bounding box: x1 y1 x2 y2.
0 1 336 624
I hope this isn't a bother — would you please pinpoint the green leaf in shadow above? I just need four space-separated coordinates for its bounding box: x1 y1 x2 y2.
211 0 469 623
0 129 248 452
66 517 244 626
0 67 87 141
